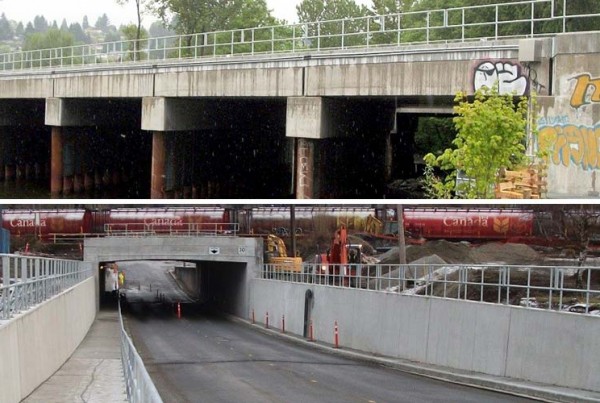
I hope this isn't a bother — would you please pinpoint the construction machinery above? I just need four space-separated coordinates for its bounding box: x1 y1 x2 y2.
315 225 362 286
264 234 303 272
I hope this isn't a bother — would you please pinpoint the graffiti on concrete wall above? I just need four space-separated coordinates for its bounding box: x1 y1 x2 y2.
472 60 528 95
538 118 600 171
570 73 600 109
536 72 600 172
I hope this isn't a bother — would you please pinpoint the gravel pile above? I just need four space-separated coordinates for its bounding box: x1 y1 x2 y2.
375 240 542 265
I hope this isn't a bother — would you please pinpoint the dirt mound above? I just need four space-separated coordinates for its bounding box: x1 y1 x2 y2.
376 240 475 264
377 240 542 265
470 243 541 265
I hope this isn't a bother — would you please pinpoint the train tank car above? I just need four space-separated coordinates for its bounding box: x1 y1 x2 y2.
2 209 92 239
403 208 534 240
100 207 231 234
243 206 378 236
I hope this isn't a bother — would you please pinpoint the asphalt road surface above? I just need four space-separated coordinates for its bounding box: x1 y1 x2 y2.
122 263 536 403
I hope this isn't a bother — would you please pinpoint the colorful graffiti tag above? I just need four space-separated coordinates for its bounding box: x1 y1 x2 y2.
472 60 528 95
570 73 600 109
537 72 600 171
538 121 600 170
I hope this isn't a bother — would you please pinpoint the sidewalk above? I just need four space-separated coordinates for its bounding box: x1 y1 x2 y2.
23 310 127 403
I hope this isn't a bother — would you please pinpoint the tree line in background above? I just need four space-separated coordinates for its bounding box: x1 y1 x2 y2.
1 0 599 53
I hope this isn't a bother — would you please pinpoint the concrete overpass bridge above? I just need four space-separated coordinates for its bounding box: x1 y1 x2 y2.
2 232 600 401
0 1 599 198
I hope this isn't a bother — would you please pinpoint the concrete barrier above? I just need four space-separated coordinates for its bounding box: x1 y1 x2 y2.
0 277 96 403
249 279 600 393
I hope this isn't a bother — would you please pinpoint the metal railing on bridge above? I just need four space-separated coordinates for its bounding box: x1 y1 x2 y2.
0 254 92 320
263 263 600 315
1 0 598 73
103 222 239 237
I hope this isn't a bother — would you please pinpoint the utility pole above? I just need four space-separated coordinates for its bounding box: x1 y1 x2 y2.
290 205 297 257
396 204 406 265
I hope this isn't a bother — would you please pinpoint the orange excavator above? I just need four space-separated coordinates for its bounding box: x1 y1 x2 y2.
315 225 362 286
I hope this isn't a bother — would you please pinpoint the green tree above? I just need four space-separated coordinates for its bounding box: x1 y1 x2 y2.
23 28 75 67
82 16 90 30
95 14 110 31
69 22 90 44
0 13 13 40
414 117 455 156
15 22 24 38
368 0 415 44
296 0 370 49
116 0 145 43
33 15 48 32
423 85 529 199
149 0 277 56
120 23 148 60
24 22 34 36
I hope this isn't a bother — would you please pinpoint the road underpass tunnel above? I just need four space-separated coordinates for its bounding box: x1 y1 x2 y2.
195 261 248 315
387 103 455 198
98 260 249 318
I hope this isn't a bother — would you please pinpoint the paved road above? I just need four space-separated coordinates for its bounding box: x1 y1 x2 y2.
126 309 536 403
119 260 195 304
122 262 535 403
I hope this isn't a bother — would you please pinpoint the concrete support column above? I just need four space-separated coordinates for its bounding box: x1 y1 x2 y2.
151 131 166 199
295 138 316 199
286 97 331 199
384 131 393 183
50 127 63 196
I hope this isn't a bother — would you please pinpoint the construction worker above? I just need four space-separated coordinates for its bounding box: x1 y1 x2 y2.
118 270 125 287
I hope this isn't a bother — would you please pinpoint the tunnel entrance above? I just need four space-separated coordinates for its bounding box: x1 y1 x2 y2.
386 104 455 199
98 259 249 316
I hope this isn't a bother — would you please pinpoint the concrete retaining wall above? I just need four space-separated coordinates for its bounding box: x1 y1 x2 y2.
0 277 96 403
249 280 600 392
174 265 199 298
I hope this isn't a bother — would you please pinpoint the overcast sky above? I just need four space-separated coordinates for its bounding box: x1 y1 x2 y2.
1 0 372 27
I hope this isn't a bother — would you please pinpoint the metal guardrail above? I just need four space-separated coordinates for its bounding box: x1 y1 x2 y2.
104 222 239 237
119 299 163 403
0 0 598 73
263 263 600 314
0 254 91 320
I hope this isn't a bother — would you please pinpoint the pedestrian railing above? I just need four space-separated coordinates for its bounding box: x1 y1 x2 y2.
0 254 92 320
104 222 239 237
263 263 600 314
119 299 163 403
1 0 598 73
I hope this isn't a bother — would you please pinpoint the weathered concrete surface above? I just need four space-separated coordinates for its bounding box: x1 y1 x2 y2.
537 32 600 198
154 62 303 97
141 97 217 131
0 278 96 403
0 76 53 99
52 70 154 98
304 41 523 96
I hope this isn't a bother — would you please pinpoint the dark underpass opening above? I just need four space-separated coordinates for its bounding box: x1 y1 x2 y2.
100 260 248 316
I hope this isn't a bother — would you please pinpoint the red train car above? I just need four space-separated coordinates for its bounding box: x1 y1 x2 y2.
2 209 92 238
98 207 232 234
244 206 379 235
403 208 534 240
